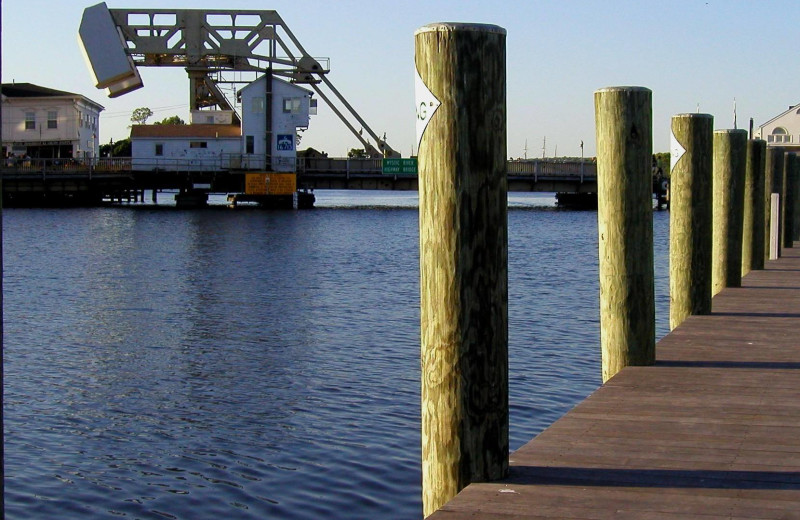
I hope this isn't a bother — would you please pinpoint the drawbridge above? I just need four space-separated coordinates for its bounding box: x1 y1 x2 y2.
78 2 398 158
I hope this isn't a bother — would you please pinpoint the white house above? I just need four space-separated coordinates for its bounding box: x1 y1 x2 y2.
1 82 104 159
756 103 800 152
130 124 242 171
238 75 314 171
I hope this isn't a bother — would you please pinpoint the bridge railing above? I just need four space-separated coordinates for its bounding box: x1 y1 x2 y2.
507 159 597 177
296 157 383 174
1 155 599 178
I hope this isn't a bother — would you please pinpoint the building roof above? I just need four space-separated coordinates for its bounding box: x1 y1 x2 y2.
130 124 242 139
1 82 78 97
1 82 105 111
239 75 313 97
759 103 800 129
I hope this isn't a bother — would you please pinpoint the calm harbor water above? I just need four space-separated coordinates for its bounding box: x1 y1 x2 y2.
3 191 670 519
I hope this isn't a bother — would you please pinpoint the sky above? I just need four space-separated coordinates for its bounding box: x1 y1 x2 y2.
2 0 797 158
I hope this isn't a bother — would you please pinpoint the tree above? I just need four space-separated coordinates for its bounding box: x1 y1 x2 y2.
347 148 370 159
154 115 186 125
99 138 131 157
130 107 153 125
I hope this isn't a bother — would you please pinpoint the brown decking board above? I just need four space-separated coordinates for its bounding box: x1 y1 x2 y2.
428 246 800 518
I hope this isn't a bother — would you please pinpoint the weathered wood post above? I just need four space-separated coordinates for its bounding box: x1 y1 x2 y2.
770 193 781 260
669 113 713 330
711 129 747 296
594 87 654 383
744 139 767 272
765 148 784 260
415 23 508 518
783 152 797 248
794 153 800 242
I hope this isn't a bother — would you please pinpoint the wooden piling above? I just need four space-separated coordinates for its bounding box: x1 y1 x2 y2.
669 113 713 330
711 129 747 295
770 193 781 260
415 22 508 518
784 153 796 248
594 86 655 382
744 139 767 272
765 148 784 260
794 153 800 242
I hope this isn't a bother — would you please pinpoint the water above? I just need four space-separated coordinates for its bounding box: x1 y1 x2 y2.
3 191 670 519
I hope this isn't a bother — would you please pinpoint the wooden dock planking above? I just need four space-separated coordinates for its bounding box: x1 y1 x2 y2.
428 246 800 518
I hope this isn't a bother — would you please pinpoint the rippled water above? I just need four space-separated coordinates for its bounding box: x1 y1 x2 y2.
3 191 669 519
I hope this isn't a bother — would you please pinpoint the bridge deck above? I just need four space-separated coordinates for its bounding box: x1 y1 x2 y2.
430 245 800 519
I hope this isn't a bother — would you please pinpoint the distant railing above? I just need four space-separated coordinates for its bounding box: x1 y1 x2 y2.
507 159 597 177
1 155 599 178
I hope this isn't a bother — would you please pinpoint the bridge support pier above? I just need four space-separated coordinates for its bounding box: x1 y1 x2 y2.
175 189 208 208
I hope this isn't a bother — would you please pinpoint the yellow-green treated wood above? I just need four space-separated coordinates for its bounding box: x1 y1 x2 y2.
711 129 747 296
765 148 784 260
783 152 796 248
416 22 508 518
745 139 767 272
594 86 654 383
669 114 713 331
794 153 800 241
770 193 781 259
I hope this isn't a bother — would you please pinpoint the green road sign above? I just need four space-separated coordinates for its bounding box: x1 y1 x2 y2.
382 158 418 175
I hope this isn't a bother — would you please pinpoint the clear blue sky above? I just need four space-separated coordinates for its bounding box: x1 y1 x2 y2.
2 0 797 158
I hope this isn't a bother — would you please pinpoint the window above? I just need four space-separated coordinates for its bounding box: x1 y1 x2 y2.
48 111 58 129
189 141 208 148
25 112 35 130
771 127 791 144
155 143 164 156
252 97 265 114
283 97 301 114
246 136 254 154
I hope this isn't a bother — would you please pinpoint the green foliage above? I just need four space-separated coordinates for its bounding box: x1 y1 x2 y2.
347 148 370 159
154 115 186 125
100 138 131 157
653 152 670 177
130 107 153 125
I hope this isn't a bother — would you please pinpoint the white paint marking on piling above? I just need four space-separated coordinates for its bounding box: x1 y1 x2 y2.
670 129 687 174
414 65 441 151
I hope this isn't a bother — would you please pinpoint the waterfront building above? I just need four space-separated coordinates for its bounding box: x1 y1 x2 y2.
129 75 314 172
756 103 800 152
238 76 315 171
130 123 242 171
1 82 104 159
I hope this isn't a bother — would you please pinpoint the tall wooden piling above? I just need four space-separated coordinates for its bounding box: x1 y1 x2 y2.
711 130 747 295
765 148 784 260
415 23 508 518
669 113 713 330
794 153 800 242
783 153 797 248
594 86 655 382
743 139 767 273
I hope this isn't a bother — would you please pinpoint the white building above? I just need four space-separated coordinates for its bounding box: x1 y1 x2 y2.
756 103 800 152
238 76 314 171
130 75 315 172
130 124 242 171
1 82 104 159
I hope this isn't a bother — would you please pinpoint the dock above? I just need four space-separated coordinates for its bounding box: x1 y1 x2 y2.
430 245 800 518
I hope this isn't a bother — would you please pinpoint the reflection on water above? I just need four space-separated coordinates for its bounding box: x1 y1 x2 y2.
3 193 668 519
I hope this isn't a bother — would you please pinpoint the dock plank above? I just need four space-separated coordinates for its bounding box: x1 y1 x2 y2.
428 246 800 518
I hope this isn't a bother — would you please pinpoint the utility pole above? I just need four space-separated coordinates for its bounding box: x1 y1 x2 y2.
542 136 546 158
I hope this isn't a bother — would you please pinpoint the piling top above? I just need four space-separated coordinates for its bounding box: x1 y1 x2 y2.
414 22 506 36
673 113 714 119
714 129 749 135
594 86 651 94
